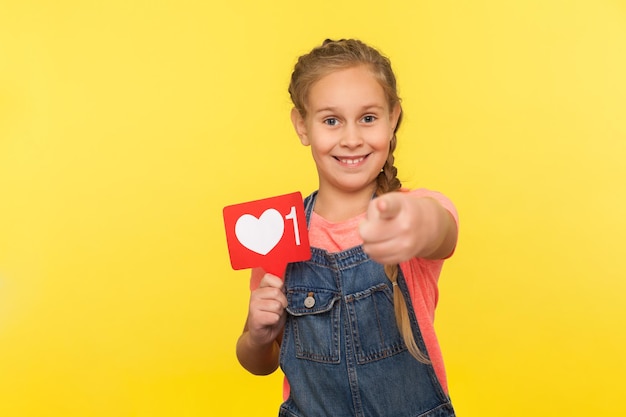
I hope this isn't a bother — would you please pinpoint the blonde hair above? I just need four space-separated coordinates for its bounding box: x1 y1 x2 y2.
289 39 429 363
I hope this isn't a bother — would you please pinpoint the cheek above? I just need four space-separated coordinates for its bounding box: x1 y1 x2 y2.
309 143 331 164
367 128 393 149
309 131 337 152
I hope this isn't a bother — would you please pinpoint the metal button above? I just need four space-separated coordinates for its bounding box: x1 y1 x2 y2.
304 292 315 308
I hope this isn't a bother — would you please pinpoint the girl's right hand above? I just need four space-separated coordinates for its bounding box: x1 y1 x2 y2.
245 273 288 349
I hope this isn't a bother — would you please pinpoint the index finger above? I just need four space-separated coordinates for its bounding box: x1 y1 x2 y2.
258 273 284 289
375 193 402 220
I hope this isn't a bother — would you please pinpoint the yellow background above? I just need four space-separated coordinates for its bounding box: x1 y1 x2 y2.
1 1 625 416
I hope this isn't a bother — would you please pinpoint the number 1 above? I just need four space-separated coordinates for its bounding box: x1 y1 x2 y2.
285 206 301 245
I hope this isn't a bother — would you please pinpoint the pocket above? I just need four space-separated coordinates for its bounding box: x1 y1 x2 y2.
286 287 341 364
345 283 407 364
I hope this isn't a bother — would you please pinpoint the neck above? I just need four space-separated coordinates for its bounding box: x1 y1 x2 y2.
314 184 377 222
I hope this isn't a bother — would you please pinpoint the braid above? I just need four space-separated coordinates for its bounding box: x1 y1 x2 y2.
375 135 402 196
377 135 431 365
384 264 431 363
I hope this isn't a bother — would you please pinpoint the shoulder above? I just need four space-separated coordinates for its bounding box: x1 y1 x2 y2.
403 188 459 226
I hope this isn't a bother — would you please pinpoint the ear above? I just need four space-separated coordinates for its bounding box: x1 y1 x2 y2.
390 103 402 132
291 107 310 146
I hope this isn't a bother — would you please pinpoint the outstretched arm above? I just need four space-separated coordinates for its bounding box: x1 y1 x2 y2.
359 191 458 264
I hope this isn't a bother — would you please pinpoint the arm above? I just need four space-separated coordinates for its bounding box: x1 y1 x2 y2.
359 191 458 265
236 273 287 375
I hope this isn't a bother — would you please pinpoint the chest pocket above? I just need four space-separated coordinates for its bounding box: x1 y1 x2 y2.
286 287 341 364
345 283 407 364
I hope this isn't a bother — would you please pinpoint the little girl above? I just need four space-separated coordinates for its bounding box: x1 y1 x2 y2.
236 39 458 417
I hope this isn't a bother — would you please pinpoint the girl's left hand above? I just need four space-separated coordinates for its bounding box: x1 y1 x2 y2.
359 192 453 264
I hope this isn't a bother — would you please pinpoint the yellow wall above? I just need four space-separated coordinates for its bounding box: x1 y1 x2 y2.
1 1 625 416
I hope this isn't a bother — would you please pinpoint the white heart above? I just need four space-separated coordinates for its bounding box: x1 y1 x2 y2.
235 209 285 255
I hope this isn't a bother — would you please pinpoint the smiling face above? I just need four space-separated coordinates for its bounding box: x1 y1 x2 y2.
292 65 401 199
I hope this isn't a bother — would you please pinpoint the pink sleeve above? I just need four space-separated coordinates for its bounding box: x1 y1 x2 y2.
409 188 459 227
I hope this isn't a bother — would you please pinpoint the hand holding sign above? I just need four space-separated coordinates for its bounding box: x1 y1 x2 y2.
223 192 311 276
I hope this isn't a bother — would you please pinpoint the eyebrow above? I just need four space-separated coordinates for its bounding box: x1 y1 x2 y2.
313 104 386 115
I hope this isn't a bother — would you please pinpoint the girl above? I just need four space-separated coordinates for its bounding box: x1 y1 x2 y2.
236 39 458 417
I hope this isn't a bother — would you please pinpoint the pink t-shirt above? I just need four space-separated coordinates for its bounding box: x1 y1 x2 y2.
250 189 458 398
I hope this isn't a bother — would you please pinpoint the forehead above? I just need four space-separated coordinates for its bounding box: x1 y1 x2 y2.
306 65 388 111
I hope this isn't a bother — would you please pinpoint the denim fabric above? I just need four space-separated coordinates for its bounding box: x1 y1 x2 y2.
278 192 455 417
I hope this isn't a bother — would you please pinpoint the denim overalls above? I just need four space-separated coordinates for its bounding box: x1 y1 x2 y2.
279 192 455 417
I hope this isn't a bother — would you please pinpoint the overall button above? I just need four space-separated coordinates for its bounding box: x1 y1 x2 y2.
304 292 315 308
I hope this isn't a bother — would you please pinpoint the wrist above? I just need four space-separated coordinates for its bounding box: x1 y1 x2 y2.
241 330 275 353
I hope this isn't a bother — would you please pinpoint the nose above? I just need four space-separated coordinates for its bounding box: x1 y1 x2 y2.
340 124 363 148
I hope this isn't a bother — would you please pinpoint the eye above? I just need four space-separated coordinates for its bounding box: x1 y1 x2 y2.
362 115 377 123
323 118 339 126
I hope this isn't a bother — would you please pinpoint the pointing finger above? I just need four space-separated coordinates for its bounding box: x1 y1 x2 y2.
376 193 402 220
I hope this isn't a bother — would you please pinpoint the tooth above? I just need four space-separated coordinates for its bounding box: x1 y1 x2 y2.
340 157 363 164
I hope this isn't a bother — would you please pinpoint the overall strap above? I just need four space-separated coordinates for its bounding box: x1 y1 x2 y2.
303 191 318 229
